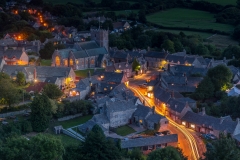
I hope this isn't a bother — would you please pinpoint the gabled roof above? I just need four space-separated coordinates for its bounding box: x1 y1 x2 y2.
153 87 171 104
133 104 152 119
72 50 88 58
181 111 238 134
25 82 47 93
0 49 23 59
146 114 166 123
121 134 178 148
86 47 108 56
78 41 99 50
167 85 196 93
55 49 76 59
145 51 168 59
106 100 136 113
162 75 186 85
167 98 188 113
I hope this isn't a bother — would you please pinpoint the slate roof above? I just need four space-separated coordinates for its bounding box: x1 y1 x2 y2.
86 47 108 56
114 62 131 70
228 65 239 76
167 85 196 93
78 41 99 50
181 111 238 134
78 120 107 133
166 54 185 64
44 77 58 83
162 75 186 85
36 66 72 78
234 134 240 142
146 114 166 123
100 72 127 83
72 50 88 58
106 100 136 113
153 87 171 104
187 77 203 87
133 104 152 119
56 49 76 59
145 51 168 59
167 98 188 113
177 97 196 104
1 49 23 59
121 134 178 148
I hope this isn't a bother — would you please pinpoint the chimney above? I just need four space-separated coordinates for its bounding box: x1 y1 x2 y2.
175 105 177 109
201 107 206 116
236 118 240 124
171 91 174 98
152 106 155 114
167 63 170 71
34 68 37 80
147 46 150 52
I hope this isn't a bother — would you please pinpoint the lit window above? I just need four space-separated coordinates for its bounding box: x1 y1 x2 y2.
182 122 186 126
190 124 195 128
104 88 107 91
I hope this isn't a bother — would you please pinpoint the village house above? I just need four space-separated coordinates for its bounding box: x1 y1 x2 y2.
0 48 29 65
83 16 111 24
69 71 129 100
181 108 240 138
105 62 132 78
51 29 109 70
121 134 178 151
144 50 169 69
113 21 131 32
132 105 168 131
1 65 75 89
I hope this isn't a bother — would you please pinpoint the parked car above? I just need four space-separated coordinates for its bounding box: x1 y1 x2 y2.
155 132 164 136
0 118 6 122
207 134 217 140
8 115 16 119
2 120 8 125
161 130 171 135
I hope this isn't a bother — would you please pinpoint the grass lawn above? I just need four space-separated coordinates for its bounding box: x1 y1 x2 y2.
40 59 51 66
55 134 81 147
74 68 104 78
156 29 213 39
147 8 234 33
115 125 136 136
59 115 93 128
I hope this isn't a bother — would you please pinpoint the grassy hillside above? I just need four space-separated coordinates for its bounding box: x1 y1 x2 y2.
147 8 234 34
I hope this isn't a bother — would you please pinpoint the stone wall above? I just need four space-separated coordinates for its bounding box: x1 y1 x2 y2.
58 113 82 121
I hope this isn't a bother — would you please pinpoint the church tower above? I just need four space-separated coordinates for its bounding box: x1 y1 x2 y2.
90 29 109 51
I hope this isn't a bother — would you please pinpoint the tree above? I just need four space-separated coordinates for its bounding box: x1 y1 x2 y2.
161 39 175 53
43 84 63 99
207 65 232 91
16 72 25 86
129 148 144 160
193 76 214 100
0 79 20 107
138 10 147 23
30 134 65 160
0 134 64 160
101 0 116 7
81 125 121 160
29 0 43 6
195 44 209 55
0 0 6 8
132 58 141 71
39 42 55 59
30 94 52 132
147 146 187 160
136 34 151 49
204 133 240 160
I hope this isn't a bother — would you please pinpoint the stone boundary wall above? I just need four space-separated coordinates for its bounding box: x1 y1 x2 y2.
58 113 82 121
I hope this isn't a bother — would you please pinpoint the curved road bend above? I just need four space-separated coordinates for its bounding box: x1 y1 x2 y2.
128 85 200 160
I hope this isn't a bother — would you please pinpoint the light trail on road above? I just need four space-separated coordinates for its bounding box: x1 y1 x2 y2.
128 85 200 160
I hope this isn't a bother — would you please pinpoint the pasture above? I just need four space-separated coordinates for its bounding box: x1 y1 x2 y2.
147 8 234 34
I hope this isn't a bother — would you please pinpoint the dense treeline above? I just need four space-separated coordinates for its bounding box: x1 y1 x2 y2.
110 26 235 59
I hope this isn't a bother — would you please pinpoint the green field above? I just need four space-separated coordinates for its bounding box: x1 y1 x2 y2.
75 68 104 78
115 125 136 136
40 59 52 66
147 8 234 34
155 29 213 39
59 115 93 128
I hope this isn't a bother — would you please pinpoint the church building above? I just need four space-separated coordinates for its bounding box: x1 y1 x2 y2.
51 29 109 70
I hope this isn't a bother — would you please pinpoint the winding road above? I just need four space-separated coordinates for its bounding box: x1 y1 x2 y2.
128 85 201 160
